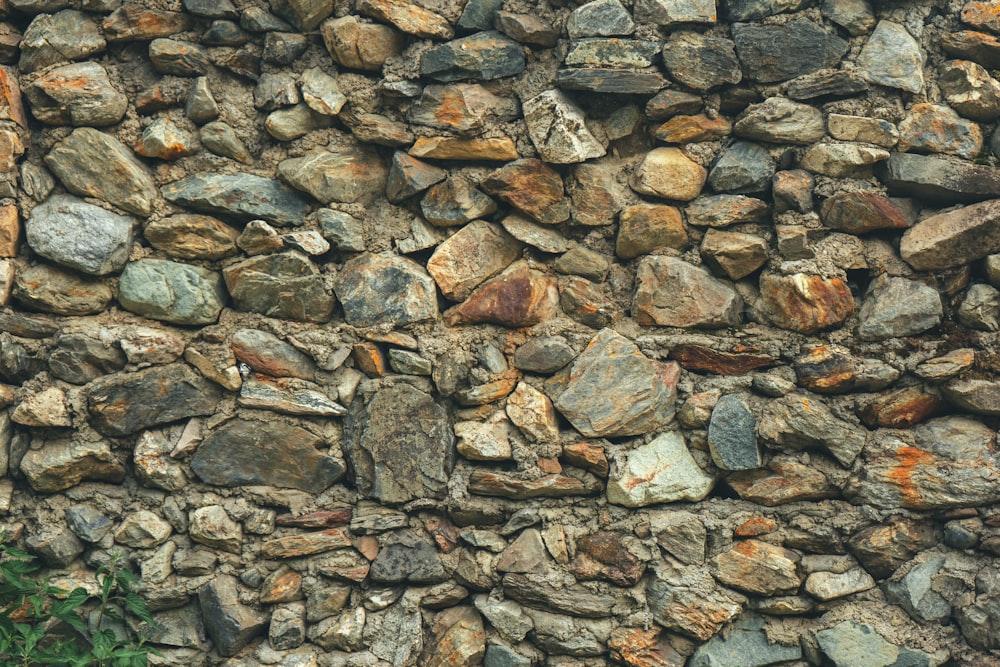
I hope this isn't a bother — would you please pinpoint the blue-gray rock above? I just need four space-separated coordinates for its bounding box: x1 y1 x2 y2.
370 532 447 584
879 152 1000 203
957 566 1000 650
857 275 942 340
733 18 848 83
49 334 126 385
421 32 525 82
19 9 106 73
484 645 531 667
199 575 268 658
119 259 227 326
566 0 635 37
65 505 112 543
334 252 438 327
857 21 924 94
708 394 760 471
708 141 776 194
457 0 502 31
162 173 310 226
344 383 454 503
262 31 307 64
662 31 741 90
723 0 807 21
958 283 1000 330
635 0 717 24
200 122 252 163
26 195 135 276
689 615 802 667
317 209 365 251
555 68 669 94
45 128 157 216
191 418 345 493
86 364 222 437
513 336 575 374
222 251 334 323
884 556 951 623
815 621 933 667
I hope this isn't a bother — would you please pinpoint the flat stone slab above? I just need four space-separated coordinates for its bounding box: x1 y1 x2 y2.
878 152 1000 203
118 259 227 325
162 172 311 226
900 198 1000 270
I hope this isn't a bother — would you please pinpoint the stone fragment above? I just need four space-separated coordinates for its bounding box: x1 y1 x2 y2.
963 1 1000 33
340 110 413 147
902 198 1000 270
118 260 226 326
238 376 346 417
689 616 802 667
371 532 446 584
669 345 773 376
848 518 937 579
26 195 134 276
959 283 1000 330
939 60 1000 121
660 32 740 92
567 0 635 37
355 0 451 39
512 337 574 375
653 114 731 143
271 0 333 30
189 506 242 553
265 104 327 141
65 506 111 543
786 70 869 100
457 0 502 31
815 621 934 667
700 229 768 280
708 394 759 471
409 84 517 136
756 272 854 334
13 387 70 427
523 90 604 164
444 262 560 328
455 414 511 461
566 39 660 69
102 6 192 41
827 114 899 147
335 253 437 326
571 532 644 586
647 572 744 640
481 159 569 225
115 510 172 548
687 194 769 228
820 193 910 236
551 247 609 282
408 136 518 161
21 438 124 493
25 528 82 568
636 0 716 24
163 173 309 226
898 103 982 159
879 152 1000 202
419 606 486 667
556 68 668 94
260 529 351 559
884 557 951 623
505 382 559 444
633 256 743 328
145 214 238 260
186 77 219 124
469 470 600 499
13 263 112 316
386 152 445 204
345 383 453 503
607 431 714 507
148 39 210 77
805 568 875 601
277 148 386 205
735 97 825 146
199 575 268 658
712 540 801 595
133 429 186 491
25 62 127 127
794 345 900 394
616 203 687 259
321 16 405 71
134 118 199 161
421 32 526 82
230 329 314 380
856 275 942 340
759 393 867 467
943 378 1000 415
199 122 252 164
45 128 156 216
48 334 126 385
317 209 365 251
732 19 848 83
915 348 974 382
427 221 521 302
566 162 623 226
501 214 569 254
192 419 342 493
495 11 557 46
857 21 925 93
547 328 679 438
708 141 775 194
630 147 706 201
19 10 105 74
223 252 333 322
727 457 838 506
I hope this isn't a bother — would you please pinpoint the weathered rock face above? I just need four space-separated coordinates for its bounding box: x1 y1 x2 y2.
607 431 716 507
335 253 437 326
26 195 135 275
633 256 744 328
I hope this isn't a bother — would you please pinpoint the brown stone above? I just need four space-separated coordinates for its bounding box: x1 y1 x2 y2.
419 606 486 667
963 1 1000 33
727 458 838 506
793 345 900 394
144 215 238 260
648 577 744 641
571 532 645 586
357 0 453 39
352 342 386 378
426 221 522 301
633 256 743 328
567 161 624 226
859 386 944 428
276 509 353 529
321 16 406 71
467 470 602 499
942 30 1000 69
480 158 570 224
102 6 192 41
914 348 975 381
261 529 352 559
14 262 113 316
608 627 684 667
444 262 560 328
561 442 609 477
409 136 519 161
0 205 18 257
900 199 1000 271
559 275 616 327
700 228 768 280
711 539 801 595
616 203 688 259
0 66 26 130
820 192 912 235
408 83 519 136
847 518 937 578
259 568 303 604
756 272 855 333
630 147 707 201
454 371 519 406
654 114 732 143
669 344 774 375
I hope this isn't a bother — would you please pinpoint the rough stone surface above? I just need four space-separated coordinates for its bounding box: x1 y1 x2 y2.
633 256 744 328
162 173 311 226
856 276 943 340
119 259 226 326
857 21 925 93
606 431 715 507
26 195 135 275
25 62 127 127
336 253 437 326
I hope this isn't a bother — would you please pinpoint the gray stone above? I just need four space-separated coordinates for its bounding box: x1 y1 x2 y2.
502 572 615 618
759 393 867 467
149 38 210 76
189 506 241 553
501 214 569 254
805 568 875 601
266 104 326 142
633 256 744 328
565 39 660 68
21 438 125 493
26 528 83 567
300 67 346 117
879 152 1000 203
262 31 308 64
711 539 801 595
689 615 802 667
662 32 741 91
857 275 943 340
65 505 112 543
734 97 825 145
547 328 680 438
958 283 1000 330
458 0 502 31
566 0 635 37
552 247 609 282
199 575 268 658
607 431 715 507
344 383 454 503
268 603 306 650
815 621 933 667
277 147 387 204
335 252 437 326
199 122 252 164
821 0 874 35
45 128 157 216
901 199 1000 270
370 532 446 584
647 573 743 640
940 59 1000 122
134 118 200 160
119 259 226 326
786 70 870 100
238 377 347 417
708 394 759 471
386 152 446 203
651 511 706 565
724 0 806 20
421 175 497 227
513 337 575 374
191 418 345 493
687 194 770 228
523 90 605 164
134 429 186 492
421 31 526 82
185 0 237 18
19 10 106 73
857 21 924 93
389 349 432 376
556 68 668 94
163 173 310 226
13 263 113 316
26 195 135 276
115 510 172 548
495 11 559 47
943 378 1000 415
86 364 221 437
708 141 776 194
700 229 769 280
733 19 848 83
794 345 900 394
25 62 127 127
884 557 951 623
317 209 364 251
223 251 334 322
49 334 126 385
636 0 717 24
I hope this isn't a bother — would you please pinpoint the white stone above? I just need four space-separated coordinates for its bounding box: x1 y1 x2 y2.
607 431 715 507
455 413 512 461
805 568 876 601
523 89 605 164
506 382 560 444
12 387 71 427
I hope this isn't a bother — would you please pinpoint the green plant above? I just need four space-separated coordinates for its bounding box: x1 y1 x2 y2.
0 538 160 667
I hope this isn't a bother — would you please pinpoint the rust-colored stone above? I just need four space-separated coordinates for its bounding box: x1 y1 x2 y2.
571 532 646 586
942 30 1000 68
409 136 519 161
727 459 838 506
0 204 18 257
669 344 774 375
467 469 602 499
608 627 685 667
859 386 944 428
0 66 25 129
424 515 460 553
734 517 778 537
259 568 303 604
444 263 560 328
352 342 386 378
481 158 571 225
102 6 192 41
260 529 352 559
847 518 937 578
757 272 855 333
820 192 912 235
561 441 609 477
963 1 1000 32
711 539 801 595
536 457 562 474
654 114 732 143
275 509 353 529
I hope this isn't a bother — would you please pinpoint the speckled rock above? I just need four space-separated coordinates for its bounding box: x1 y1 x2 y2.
856 275 943 340
633 256 743 328
607 431 715 507
857 21 925 93
335 252 438 326
421 31 526 82
26 195 135 275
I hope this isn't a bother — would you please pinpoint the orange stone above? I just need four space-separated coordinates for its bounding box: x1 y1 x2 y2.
561 441 609 477
734 516 778 537
654 114 732 143
259 568 303 604
608 627 685 667
0 66 26 129
859 386 943 428
669 344 773 376
0 205 19 257
757 272 855 333
260 529 352 559
352 342 386 378
409 136 519 161
444 263 560 328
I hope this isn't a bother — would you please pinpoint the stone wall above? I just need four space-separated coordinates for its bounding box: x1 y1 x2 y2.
1 0 1000 664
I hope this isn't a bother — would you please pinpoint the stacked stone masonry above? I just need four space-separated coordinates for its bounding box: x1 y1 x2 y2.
5 0 1000 664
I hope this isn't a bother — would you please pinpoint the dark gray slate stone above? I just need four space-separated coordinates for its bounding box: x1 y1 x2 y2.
733 19 848 83
878 152 1000 203
662 32 742 91
162 173 311 226
421 31 526 82
689 615 802 666
222 251 334 323
19 9 106 73
317 209 365 252
457 0 502 32
709 142 776 194
484 645 531 667
884 557 951 624
815 621 933 667
856 275 942 340
556 68 668 95
119 259 227 326
26 195 135 276
191 418 345 493
723 0 807 20
344 383 454 504
370 532 447 584
49 334 126 385
199 575 268 658
86 364 222 437
65 505 112 543
566 0 635 38
708 394 760 471
334 253 438 327
513 336 575 374
785 71 870 99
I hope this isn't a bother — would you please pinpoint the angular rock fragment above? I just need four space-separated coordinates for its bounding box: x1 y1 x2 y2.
199 576 268 658
223 252 333 323
419 606 486 667
102 6 192 41
25 62 127 127
708 141 775 194
556 68 668 94
734 97 825 145
523 89 605 164
633 256 743 328
940 59 1000 121
144 214 238 260
708 394 759 471
356 0 453 39
607 431 715 507
421 31 525 82
386 152 445 203
898 103 982 159
13 388 69 428
163 173 310 226
572 532 645 586
711 540 801 595
21 438 125 493
758 393 867 467
481 159 569 225
134 118 200 160
686 194 769 228
654 113 732 143
277 148 387 205
732 19 848 83
820 193 911 235
13 263 113 316
879 152 1000 202
815 621 934 667
700 229 768 280
567 0 635 37
661 32 741 90
794 345 900 394
827 113 899 147
502 571 614 617
469 470 601 499
335 253 437 326
149 39 210 77
727 457 838 506
848 518 937 579
756 273 854 334
409 136 518 161
857 21 925 93
856 276 942 340
19 10 106 74
648 572 744 640
901 198 1000 270
427 221 521 302
444 262 559 328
